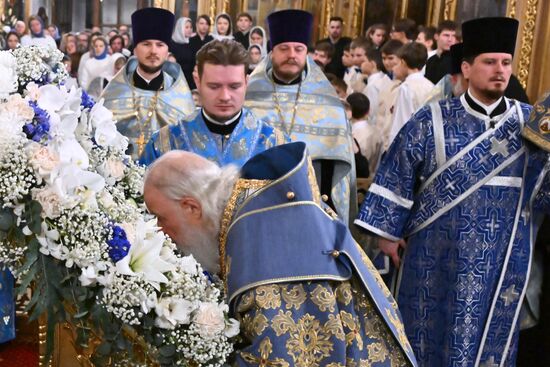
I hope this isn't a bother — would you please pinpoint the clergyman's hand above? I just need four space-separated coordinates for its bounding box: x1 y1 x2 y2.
378 237 407 268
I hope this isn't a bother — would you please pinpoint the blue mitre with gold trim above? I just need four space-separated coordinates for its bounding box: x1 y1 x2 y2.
523 91 550 151
222 142 417 365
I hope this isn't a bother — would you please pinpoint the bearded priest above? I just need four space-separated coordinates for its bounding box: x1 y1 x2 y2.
143 142 418 366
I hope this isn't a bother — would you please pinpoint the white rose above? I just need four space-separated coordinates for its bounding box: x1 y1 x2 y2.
98 190 115 209
2 94 35 121
154 297 196 329
224 318 240 338
0 51 18 98
193 302 226 338
100 157 126 183
28 145 60 178
33 187 63 218
26 82 41 101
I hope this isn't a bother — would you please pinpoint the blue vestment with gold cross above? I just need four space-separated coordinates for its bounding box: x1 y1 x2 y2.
356 95 550 366
138 108 287 167
0 269 14 343
101 57 195 161
222 142 417 366
244 56 356 224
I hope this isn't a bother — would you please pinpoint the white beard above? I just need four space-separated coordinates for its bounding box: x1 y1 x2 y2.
176 224 220 274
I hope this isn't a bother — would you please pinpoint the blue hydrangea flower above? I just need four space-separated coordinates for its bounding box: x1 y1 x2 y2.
81 90 95 110
107 225 132 263
23 101 50 142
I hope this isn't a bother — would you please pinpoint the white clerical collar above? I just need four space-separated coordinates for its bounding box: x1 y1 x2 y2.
405 71 424 82
136 67 161 84
467 89 506 116
368 71 384 83
202 109 242 126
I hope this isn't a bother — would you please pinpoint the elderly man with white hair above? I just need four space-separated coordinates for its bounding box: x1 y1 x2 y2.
143 141 418 366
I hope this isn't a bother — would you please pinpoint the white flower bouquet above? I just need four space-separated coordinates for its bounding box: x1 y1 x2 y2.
0 46 238 366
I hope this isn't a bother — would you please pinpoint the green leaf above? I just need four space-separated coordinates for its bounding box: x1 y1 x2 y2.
96 342 112 356
24 200 43 234
73 310 89 319
0 208 14 231
158 344 175 357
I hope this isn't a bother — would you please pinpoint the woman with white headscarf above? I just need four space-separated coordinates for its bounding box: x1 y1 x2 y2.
248 26 268 52
212 13 234 41
170 17 196 89
247 44 266 74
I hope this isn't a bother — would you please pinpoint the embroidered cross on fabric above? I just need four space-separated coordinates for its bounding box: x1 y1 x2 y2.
489 136 509 157
500 284 520 307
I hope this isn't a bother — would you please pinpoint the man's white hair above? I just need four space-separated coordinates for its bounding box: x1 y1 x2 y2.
144 151 240 229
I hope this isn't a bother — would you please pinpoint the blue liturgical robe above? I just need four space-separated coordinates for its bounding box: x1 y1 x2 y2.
101 57 195 161
139 108 287 167
356 95 550 366
245 56 356 224
0 269 15 344
223 142 417 366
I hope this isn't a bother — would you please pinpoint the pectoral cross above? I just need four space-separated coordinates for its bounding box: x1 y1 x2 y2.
136 133 146 156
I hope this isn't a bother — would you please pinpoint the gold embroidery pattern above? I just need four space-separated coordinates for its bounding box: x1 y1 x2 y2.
335 282 353 306
325 314 345 341
241 312 270 340
240 337 290 367
281 284 307 310
311 285 337 312
256 285 282 309
326 363 346 367
366 342 389 364
219 178 271 282
307 156 321 204
237 291 255 313
340 311 364 351
385 309 412 353
272 311 335 367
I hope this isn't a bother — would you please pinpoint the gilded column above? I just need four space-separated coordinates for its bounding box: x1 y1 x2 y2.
321 0 335 39
517 0 539 89
507 0 518 18
443 0 457 20
350 0 363 38
400 0 409 18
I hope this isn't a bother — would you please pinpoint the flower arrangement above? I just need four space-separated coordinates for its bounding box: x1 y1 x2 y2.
0 47 238 366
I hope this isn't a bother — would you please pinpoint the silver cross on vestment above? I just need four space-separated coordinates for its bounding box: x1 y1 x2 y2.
489 136 509 157
500 284 520 306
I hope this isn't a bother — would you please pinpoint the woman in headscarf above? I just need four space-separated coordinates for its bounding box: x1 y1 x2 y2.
20 15 56 49
249 25 270 52
79 36 113 92
247 43 266 74
212 13 233 41
170 16 196 89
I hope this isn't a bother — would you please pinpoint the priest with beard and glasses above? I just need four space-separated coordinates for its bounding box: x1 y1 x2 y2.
101 7 195 161
143 142 418 366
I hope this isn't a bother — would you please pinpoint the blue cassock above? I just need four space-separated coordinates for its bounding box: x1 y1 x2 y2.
355 95 550 366
223 142 417 366
0 269 15 344
139 108 287 167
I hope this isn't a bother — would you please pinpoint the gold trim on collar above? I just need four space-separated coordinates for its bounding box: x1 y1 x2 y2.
219 178 271 283
522 126 550 152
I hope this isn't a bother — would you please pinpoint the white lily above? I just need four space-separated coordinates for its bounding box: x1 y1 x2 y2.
115 219 175 289
154 297 196 329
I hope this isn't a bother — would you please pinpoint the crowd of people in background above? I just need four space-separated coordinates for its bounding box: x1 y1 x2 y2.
5 8 530 183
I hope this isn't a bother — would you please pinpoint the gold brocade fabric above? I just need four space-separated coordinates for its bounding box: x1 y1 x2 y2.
235 278 407 367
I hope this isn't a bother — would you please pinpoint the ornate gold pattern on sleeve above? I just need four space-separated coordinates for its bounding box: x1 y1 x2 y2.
386 308 412 354
325 314 346 341
281 284 307 310
256 285 282 309
307 156 321 204
311 284 337 312
271 311 335 367
236 290 255 313
241 313 270 340
335 282 353 306
240 337 290 367
366 342 389 364
340 310 364 351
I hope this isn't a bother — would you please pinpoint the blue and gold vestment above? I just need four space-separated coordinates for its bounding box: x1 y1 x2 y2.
0 269 14 344
101 57 195 161
356 95 550 366
244 56 356 224
139 108 286 167
222 142 417 366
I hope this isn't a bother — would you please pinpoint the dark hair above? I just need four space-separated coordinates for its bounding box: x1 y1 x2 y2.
216 14 232 35
437 20 457 34
347 92 370 119
393 18 417 40
343 44 351 52
396 42 428 69
109 34 125 48
315 41 334 59
380 39 404 56
250 28 264 38
5 31 20 43
328 75 347 93
196 39 249 77
237 12 253 22
366 48 384 72
197 14 212 27
329 16 344 24
350 37 369 52
418 26 436 50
